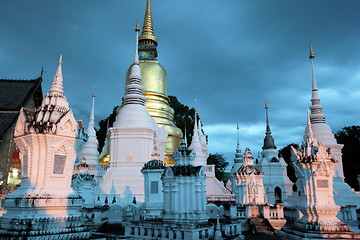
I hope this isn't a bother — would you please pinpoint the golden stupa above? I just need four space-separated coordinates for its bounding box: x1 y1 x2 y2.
125 0 182 164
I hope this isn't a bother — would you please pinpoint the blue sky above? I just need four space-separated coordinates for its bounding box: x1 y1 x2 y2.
1 0 360 163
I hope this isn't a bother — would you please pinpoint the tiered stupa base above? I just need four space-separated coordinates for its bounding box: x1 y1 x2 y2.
275 218 359 240
276 226 360 240
275 205 360 239
293 221 350 232
0 216 89 240
333 177 360 208
0 189 90 239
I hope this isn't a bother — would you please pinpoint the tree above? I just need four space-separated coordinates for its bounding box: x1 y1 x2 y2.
96 106 118 152
335 125 360 191
280 143 299 184
168 96 196 145
207 153 229 182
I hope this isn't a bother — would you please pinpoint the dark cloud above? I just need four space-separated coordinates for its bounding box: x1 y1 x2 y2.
1 0 359 161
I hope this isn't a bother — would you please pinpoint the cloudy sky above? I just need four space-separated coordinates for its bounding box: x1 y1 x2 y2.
1 0 359 162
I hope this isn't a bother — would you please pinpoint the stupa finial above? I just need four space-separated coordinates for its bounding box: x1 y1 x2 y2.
139 0 157 43
236 122 240 149
123 23 146 106
308 43 326 124
134 19 140 64
265 99 270 133
184 123 188 147
309 43 315 59
49 54 64 95
262 100 276 150
90 90 95 125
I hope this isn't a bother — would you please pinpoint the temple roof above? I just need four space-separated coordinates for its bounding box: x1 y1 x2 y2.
238 165 261 175
143 159 165 170
0 77 42 139
0 112 18 137
171 165 202 176
0 77 42 111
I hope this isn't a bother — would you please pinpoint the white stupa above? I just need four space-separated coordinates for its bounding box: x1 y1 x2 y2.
231 123 243 174
285 113 352 234
77 93 104 178
101 21 167 202
188 111 232 197
0 56 90 239
257 100 292 205
188 111 207 166
162 138 208 223
308 45 360 207
233 148 267 205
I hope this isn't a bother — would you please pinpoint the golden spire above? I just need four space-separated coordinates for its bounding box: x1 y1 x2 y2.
139 0 158 43
309 43 315 59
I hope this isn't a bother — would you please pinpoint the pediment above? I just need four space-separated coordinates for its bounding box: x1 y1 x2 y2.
57 110 78 137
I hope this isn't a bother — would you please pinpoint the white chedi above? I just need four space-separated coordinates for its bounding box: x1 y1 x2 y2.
257 101 292 205
101 26 167 202
233 148 267 205
307 45 360 208
188 112 207 166
78 93 99 166
0 56 90 239
162 139 208 223
289 113 349 232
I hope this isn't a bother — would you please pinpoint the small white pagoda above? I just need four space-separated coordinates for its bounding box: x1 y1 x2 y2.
257 101 292 205
0 56 90 239
162 138 208 223
289 113 349 232
233 148 267 206
307 45 360 208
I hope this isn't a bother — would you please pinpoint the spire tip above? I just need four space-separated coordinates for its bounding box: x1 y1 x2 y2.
59 54 63 65
309 44 315 59
135 19 140 32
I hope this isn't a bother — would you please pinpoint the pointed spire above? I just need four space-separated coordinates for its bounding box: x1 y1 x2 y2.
308 43 326 124
263 100 276 150
194 110 198 130
306 110 314 138
198 114 202 134
236 122 240 151
234 122 242 163
188 109 206 165
49 55 64 95
303 110 318 156
190 110 200 145
78 91 99 165
139 0 158 43
310 44 319 101
184 123 188 147
123 20 146 106
135 19 140 64
90 90 95 127
138 0 158 60
265 99 271 133
309 44 315 59
238 148 260 175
